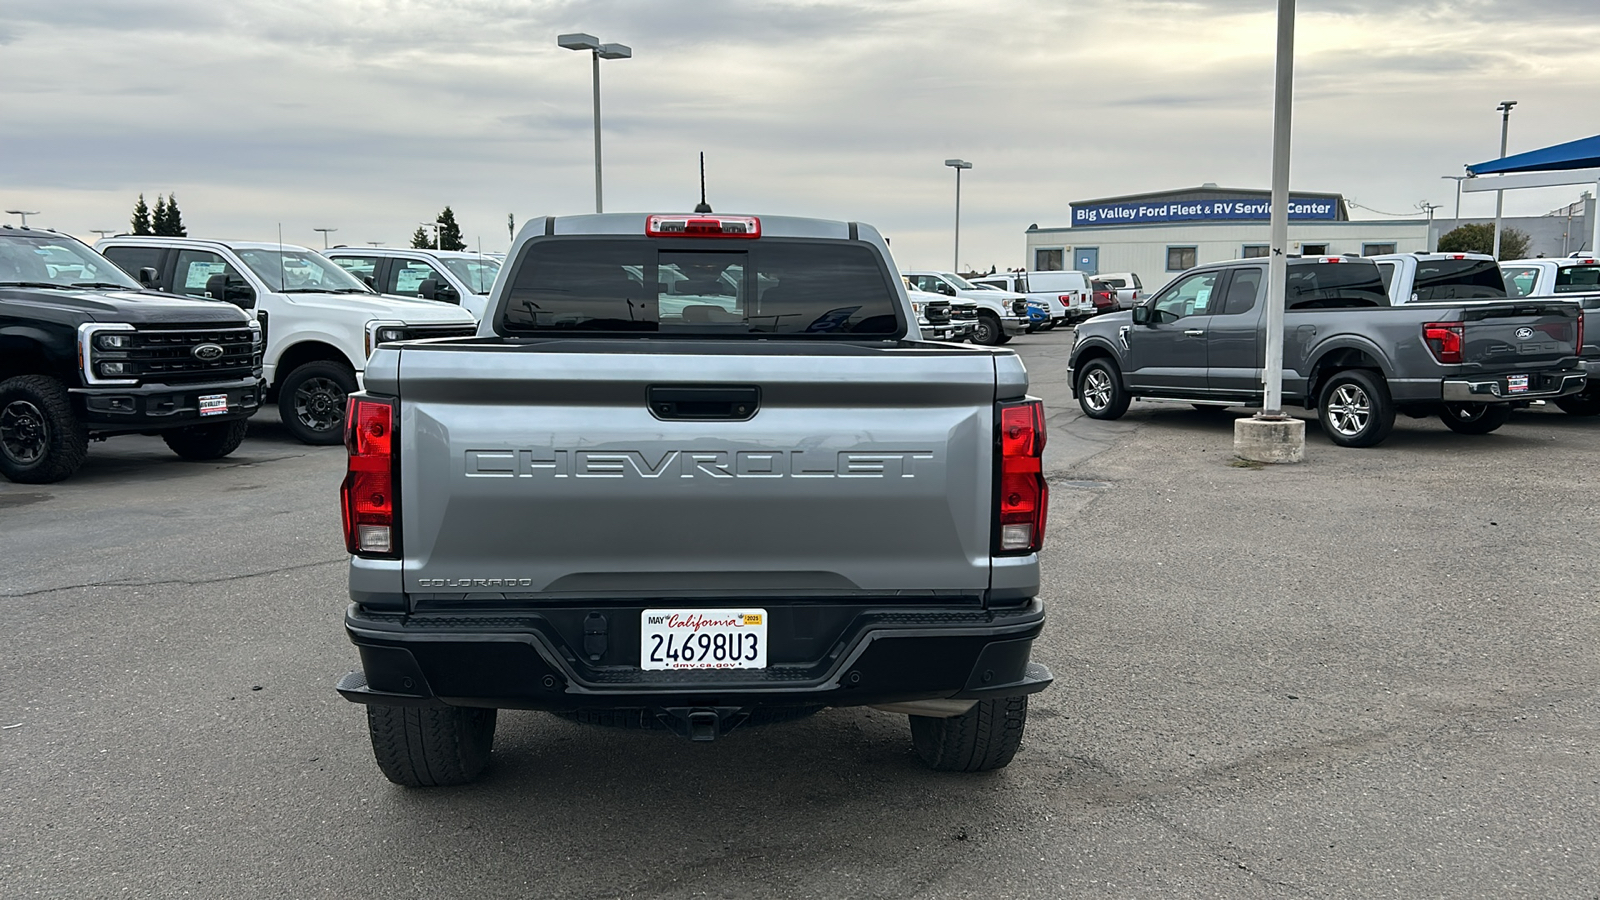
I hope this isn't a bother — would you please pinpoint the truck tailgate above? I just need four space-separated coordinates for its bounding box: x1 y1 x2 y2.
395 342 1001 600
1459 301 1582 367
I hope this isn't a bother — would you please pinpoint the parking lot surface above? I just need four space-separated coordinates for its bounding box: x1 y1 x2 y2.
3 328 1597 899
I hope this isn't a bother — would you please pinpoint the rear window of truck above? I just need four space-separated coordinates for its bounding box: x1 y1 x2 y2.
499 239 903 337
1285 264 1389 309
1411 258 1506 301
1554 264 1600 293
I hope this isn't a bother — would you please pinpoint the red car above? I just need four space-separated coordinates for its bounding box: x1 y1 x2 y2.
1089 280 1117 314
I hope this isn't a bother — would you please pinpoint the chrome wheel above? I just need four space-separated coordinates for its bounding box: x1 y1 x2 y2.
293 377 347 434
1082 368 1114 412
0 400 48 465
1325 384 1371 436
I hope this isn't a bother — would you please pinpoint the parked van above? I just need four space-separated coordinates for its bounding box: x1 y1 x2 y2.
968 270 1093 325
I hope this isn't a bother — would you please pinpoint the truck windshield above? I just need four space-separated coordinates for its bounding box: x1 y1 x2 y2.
500 239 903 338
1411 258 1506 301
1554 264 1600 293
0 234 141 289
441 257 501 294
236 248 371 293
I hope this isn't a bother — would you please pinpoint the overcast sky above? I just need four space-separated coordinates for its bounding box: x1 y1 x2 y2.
3 0 1598 270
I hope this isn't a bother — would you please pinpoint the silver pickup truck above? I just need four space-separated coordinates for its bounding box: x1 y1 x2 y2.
334 213 1053 785
1069 255 1586 446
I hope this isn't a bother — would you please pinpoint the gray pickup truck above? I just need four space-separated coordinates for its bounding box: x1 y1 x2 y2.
1069 255 1586 446
334 212 1053 786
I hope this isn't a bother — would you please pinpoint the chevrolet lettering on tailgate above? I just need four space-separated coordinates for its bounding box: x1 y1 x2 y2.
464 448 936 479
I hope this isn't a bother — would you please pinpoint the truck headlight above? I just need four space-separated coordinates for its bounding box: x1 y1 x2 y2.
377 327 407 343
96 333 132 350
97 361 133 376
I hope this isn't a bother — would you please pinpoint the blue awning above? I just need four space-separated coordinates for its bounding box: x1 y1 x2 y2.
1469 134 1600 175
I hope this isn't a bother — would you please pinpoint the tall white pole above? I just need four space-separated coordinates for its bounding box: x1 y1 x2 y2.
1261 0 1295 417
1492 101 1516 259
953 168 962 272
592 51 604 214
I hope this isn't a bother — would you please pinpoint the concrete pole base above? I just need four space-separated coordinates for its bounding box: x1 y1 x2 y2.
1234 415 1306 464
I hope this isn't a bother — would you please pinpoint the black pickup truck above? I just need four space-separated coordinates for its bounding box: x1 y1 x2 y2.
0 227 263 483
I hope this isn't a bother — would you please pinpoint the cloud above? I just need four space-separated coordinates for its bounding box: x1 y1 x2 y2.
2 0 1597 270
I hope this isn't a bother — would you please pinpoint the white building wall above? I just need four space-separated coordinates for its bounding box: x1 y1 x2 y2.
1025 220 1430 292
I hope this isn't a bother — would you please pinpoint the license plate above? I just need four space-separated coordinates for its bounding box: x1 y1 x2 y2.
198 394 228 416
1507 374 1530 393
641 608 767 671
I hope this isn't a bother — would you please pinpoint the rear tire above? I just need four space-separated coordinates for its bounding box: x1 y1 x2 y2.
909 695 1028 772
277 360 356 445
1439 402 1512 435
1316 369 1395 448
365 704 497 787
1554 389 1600 416
0 375 88 484
162 419 249 460
1076 358 1130 420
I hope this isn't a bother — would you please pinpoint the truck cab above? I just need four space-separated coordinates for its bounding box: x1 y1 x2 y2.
324 246 502 322
1369 252 1507 304
98 236 478 445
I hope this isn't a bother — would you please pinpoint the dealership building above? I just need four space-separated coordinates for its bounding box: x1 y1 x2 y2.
1024 184 1429 291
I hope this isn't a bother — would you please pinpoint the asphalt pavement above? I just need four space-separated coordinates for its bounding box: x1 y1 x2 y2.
2 329 1597 899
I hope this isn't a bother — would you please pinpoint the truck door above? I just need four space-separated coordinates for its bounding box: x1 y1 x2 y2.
1206 266 1264 395
1125 269 1219 394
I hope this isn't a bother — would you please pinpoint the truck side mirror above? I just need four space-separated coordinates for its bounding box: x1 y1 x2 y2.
137 267 159 289
1131 305 1151 325
205 274 256 309
362 275 376 289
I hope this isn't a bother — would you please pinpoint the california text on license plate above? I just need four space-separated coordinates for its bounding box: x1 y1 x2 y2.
641 609 767 671
1507 374 1530 393
198 394 228 416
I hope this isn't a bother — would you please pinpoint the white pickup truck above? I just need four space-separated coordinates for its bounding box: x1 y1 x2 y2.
1502 255 1600 415
1369 252 1508 304
324 247 502 322
99 237 478 444
903 271 1027 345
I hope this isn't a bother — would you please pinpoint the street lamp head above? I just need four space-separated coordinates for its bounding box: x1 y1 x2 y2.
558 33 600 51
1497 100 1518 112
597 43 631 59
944 159 972 170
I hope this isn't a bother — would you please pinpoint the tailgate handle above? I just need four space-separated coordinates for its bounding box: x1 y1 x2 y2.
648 385 761 421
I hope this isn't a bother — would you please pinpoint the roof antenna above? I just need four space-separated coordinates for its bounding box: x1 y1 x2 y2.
694 152 712 214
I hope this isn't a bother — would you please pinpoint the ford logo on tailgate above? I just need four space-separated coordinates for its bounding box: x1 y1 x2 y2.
1515 327 1535 340
192 343 225 361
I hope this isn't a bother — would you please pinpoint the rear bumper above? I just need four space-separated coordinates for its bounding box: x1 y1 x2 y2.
72 376 263 432
1440 369 1585 402
338 599 1051 711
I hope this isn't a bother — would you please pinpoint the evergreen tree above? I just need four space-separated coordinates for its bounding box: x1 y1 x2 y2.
152 195 170 235
436 206 466 251
131 194 153 235
508 213 515 242
161 193 188 237
410 225 434 249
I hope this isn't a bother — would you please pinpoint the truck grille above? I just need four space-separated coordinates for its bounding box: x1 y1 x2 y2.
122 326 259 384
925 302 952 325
950 308 978 323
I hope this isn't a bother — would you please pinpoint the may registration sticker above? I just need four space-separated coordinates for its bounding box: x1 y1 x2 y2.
198 394 228 416
641 609 767 671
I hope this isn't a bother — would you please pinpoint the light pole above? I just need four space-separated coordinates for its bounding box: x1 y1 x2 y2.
314 227 337 249
1440 174 1468 221
418 222 441 250
5 210 40 227
367 241 384 248
1493 100 1517 259
558 33 632 214
91 229 117 241
944 159 972 273
1418 202 1441 251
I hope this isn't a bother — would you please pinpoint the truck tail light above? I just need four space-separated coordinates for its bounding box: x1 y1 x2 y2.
1423 322 1464 365
996 399 1048 554
646 214 761 238
341 396 400 557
